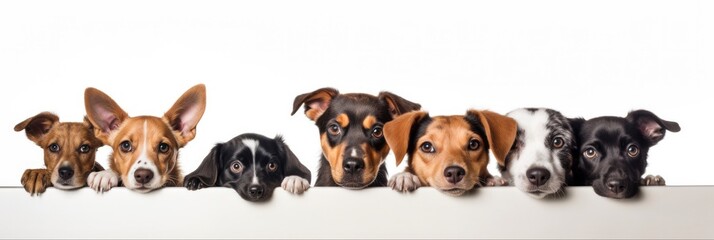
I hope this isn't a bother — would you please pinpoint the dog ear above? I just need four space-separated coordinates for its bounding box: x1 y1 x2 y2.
85 87 130 144
378 91 422 118
275 136 312 183
467 110 518 166
184 143 222 187
384 111 429 166
14 112 60 145
164 84 207 147
291 87 339 121
82 116 105 148
626 110 681 146
567 117 585 136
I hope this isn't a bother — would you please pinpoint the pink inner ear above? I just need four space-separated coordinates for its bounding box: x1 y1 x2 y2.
176 105 201 135
308 100 328 113
95 107 120 133
641 121 664 140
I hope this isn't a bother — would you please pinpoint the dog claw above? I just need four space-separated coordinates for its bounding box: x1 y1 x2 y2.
281 175 310 194
642 175 666 186
389 172 421 193
485 176 508 187
88 170 119 193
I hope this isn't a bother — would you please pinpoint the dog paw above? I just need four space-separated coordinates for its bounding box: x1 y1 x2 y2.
184 177 207 191
642 175 666 186
21 169 51 196
388 172 421 193
87 170 119 193
485 176 509 187
281 175 310 194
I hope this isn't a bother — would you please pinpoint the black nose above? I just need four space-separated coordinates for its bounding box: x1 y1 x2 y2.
343 158 364 174
526 167 551 186
134 168 154 184
444 166 466 184
248 185 264 198
58 167 74 180
607 179 627 194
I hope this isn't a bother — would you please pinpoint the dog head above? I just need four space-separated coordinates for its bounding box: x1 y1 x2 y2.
291 87 420 189
384 109 517 196
185 134 311 202
502 108 576 198
570 110 680 199
14 112 103 189
84 84 206 192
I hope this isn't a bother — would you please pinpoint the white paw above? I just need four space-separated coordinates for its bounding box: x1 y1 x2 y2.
485 176 509 186
87 170 119 193
281 175 310 194
388 172 421 193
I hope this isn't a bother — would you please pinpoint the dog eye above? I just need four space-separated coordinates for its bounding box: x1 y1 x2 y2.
468 139 480 150
371 125 383 138
78 144 91 153
420 142 435 153
230 160 243 174
48 143 60 153
120 140 133 152
158 143 170 153
583 148 598 159
552 137 565 149
267 162 278 172
627 144 640 158
327 123 341 135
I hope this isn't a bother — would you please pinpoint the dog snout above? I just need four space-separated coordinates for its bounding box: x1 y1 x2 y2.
526 167 551 186
248 185 264 199
343 158 365 174
58 167 74 180
444 166 465 184
134 168 154 184
606 179 628 195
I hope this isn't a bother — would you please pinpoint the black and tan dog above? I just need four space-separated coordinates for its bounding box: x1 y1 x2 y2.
570 110 680 199
15 112 104 195
384 110 517 196
291 87 421 189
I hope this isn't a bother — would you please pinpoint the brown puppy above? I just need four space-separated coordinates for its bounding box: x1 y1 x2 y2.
84 84 206 193
384 110 517 196
292 87 421 189
15 112 104 195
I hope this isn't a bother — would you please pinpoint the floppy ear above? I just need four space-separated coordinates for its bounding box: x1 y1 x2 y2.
163 84 207 147
383 111 429 166
275 136 311 183
82 116 104 148
184 143 222 187
85 87 130 144
467 110 518 166
626 110 680 146
14 112 60 145
291 87 339 121
378 91 422 118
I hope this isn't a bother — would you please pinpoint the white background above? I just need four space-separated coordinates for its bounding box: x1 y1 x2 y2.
0 0 710 186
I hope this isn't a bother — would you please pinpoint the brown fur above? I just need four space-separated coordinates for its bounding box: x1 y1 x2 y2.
14 112 104 195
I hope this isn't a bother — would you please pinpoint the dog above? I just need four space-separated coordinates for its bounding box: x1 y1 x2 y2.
84 84 206 193
184 133 311 202
291 87 421 189
14 112 104 195
570 109 680 199
384 109 517 196
501 108 576 199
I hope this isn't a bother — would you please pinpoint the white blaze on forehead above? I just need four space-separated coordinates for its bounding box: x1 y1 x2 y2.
242 139 260 185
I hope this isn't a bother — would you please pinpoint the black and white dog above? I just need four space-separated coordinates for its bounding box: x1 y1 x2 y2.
501 108 576 198
570 110 680 199
184 133 311 202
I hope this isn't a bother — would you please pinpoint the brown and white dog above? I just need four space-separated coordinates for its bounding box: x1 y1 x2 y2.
15 112 104 195
84 84 206 193
384 110 517 196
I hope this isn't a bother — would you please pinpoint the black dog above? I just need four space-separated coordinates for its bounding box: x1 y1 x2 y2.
570 110 680 199
291 87 421 189
184 133 311 202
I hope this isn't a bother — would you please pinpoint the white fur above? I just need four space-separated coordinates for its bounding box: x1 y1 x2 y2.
125 120 162 192
350 148 358 158
242 139 260 185
506 109 567 199
87 170 119 193
281 175 310 194
388 172 421 192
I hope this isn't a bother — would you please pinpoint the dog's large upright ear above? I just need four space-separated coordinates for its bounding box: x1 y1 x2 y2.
384 111 429 166
185 143 222 187
14 112 60 145
164 84 207 147
85 88 130 145
275 136 311 183
467 110 518 166
378 91 422 118
291 87 339 121
626 110 681 146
